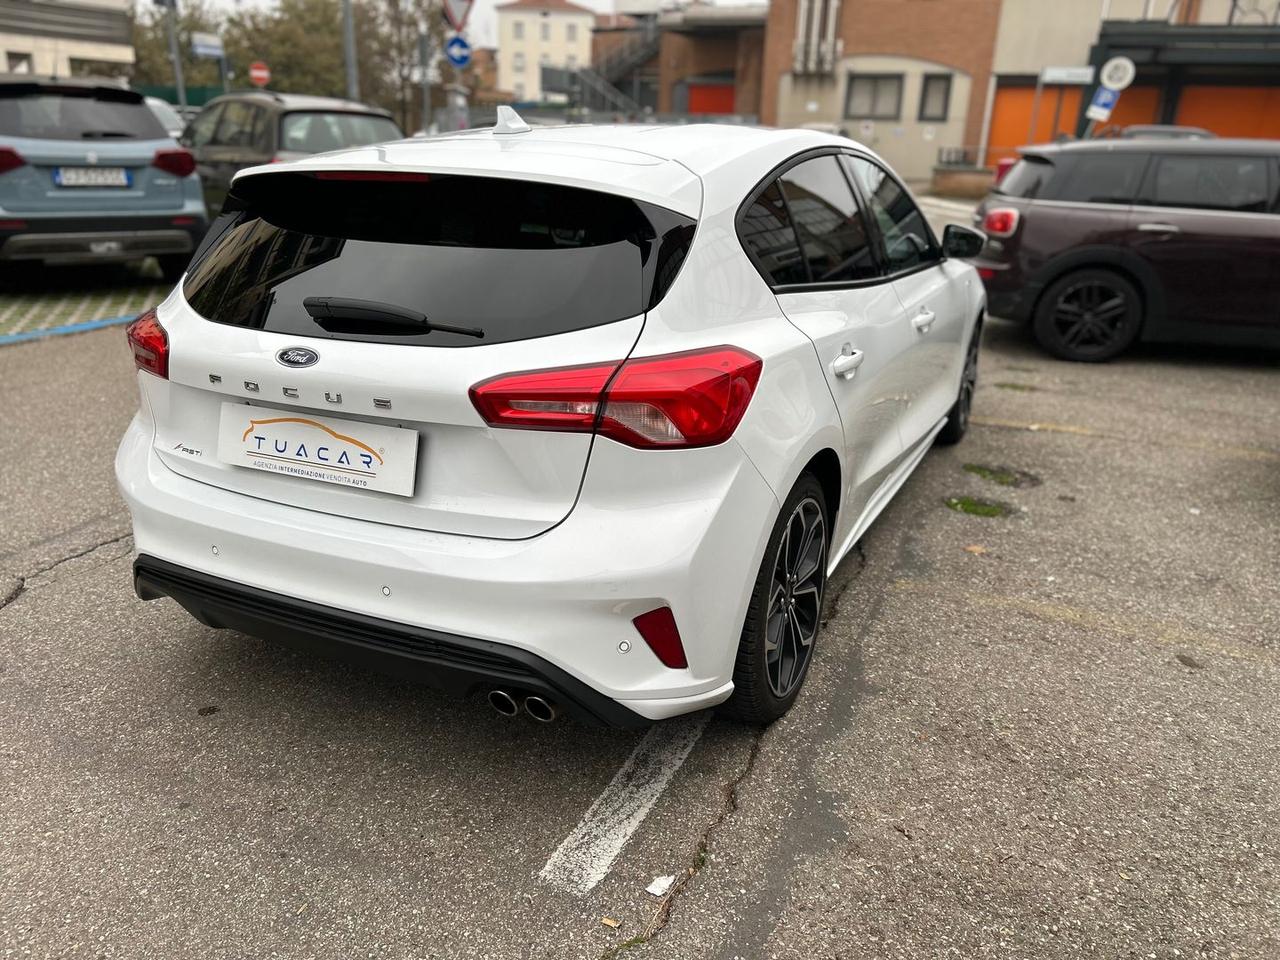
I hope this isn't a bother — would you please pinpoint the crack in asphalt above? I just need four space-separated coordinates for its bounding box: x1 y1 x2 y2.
0 532 133 613
603 539 872 959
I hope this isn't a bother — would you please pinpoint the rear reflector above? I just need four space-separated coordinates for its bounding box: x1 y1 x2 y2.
0 147 24 175
312 171 431 182
152 148 196 178
982 207 1020 238
0 219 27 231
470 346 763 449
632 607 688 669
126 309 168 379
170 216 197 226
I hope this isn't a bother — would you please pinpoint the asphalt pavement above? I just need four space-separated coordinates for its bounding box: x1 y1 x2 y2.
1 268 1277 958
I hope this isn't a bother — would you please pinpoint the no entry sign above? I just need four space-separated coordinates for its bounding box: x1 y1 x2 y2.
248 61 271 88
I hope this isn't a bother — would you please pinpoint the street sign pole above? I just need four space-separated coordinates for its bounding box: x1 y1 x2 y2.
419 30 432 135
163 0 188 110
343 0 359 100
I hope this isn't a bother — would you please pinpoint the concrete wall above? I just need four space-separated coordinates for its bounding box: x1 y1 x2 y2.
776 54 972 184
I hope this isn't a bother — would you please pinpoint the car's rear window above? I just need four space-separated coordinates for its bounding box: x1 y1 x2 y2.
0 87 167 140
995 156 1054 199
279 112 403 153
182 173 696 347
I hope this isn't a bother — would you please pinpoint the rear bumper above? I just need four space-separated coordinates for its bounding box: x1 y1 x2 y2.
971 258 1039 323
115 407 774 723
134 554 650 729
0 214 207 264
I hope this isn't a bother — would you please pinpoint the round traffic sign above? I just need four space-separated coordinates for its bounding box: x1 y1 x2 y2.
1099 56 1136 92
248 60 271 88
444 35 472 69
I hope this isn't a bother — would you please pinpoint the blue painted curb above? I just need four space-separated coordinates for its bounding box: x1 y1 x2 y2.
0 312 140 346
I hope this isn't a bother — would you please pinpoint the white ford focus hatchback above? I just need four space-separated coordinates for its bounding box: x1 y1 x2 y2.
116 112 987 727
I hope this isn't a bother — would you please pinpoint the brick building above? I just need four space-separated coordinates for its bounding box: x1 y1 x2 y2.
758 0 1280 184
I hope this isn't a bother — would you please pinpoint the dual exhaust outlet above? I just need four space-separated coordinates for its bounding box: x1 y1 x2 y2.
487 688 559 723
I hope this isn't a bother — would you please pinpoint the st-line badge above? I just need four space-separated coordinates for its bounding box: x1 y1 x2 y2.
276 347 320 368
215 403 418 496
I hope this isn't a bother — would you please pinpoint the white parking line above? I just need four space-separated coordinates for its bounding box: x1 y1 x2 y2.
539 713 709 895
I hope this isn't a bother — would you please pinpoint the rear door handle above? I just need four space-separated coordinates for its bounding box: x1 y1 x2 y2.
831 348 865 379
911 310 936 333
1137 222 1180 234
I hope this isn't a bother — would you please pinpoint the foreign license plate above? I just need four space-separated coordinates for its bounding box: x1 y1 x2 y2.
54 166 130 188
216 403 419 497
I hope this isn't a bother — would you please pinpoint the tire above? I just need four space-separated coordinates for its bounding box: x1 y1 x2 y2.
722 473 828 725
156 254 190 284
936 323 980 446
1032 268 1142 362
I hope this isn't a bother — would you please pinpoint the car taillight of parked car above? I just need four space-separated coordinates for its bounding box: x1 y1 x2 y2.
151 149 196 178
982 207 1021 238
470 346 763 449
0 147 25 175
127 309 169 379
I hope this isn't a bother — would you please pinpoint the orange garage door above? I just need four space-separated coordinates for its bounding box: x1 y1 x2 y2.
1175 86 1280 138
985 84 1161 166
688 83 735 115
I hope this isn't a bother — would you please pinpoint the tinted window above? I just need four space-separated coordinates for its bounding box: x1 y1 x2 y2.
739 181 808 286
0 87 167 140
279 112 402 153
778 156 878 283
1150 155 1270 213
186 104 222 148
996 157 1054 199
211 101 265 150
846 156 939 272
183 174 695 347
1054 153 1146 204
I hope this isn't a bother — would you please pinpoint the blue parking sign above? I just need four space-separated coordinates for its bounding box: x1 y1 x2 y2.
445 35 472 69
1085 85 1120 122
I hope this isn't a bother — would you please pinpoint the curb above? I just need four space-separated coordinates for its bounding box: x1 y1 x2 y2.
0 312 139 347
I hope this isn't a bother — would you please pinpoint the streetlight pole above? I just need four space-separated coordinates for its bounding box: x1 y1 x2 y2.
343 0 359 100
419 31 432 134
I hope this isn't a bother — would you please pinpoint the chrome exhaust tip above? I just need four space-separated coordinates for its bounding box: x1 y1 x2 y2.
487 689 519 717
524 695 558 723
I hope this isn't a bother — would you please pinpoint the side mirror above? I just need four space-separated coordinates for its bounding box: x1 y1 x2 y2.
942 223 986 259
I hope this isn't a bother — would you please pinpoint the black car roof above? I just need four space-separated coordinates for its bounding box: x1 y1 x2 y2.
1023 137 1280 158
203 91 393 117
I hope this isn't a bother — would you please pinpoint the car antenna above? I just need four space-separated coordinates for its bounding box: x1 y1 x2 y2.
493 105 531 136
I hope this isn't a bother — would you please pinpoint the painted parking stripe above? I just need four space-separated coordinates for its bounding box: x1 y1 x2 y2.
540 714 709 895
0 312 138 347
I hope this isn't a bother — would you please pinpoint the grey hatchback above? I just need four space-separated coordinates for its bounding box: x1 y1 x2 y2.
181 92 403 215
0 76 208 281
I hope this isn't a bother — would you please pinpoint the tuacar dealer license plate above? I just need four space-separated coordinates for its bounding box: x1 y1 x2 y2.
216 403 419 497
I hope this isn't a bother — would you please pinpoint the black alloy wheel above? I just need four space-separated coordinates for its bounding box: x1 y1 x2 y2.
724 473 829 725
938 327 980 445
1033 269 1141 362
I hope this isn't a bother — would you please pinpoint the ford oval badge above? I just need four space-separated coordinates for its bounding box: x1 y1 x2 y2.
277 347 319 368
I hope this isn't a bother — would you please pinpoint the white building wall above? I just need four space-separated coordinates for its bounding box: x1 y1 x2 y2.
496 8 594 102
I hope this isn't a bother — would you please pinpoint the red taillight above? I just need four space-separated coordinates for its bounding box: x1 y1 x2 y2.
977 267 995 281
151 148 196 178
469 346 763 449
312 170 431 182
126 309 168 379
0 146 25 175
632 607 688 669
982 207 1020 238
170 216 197 226
0 219 27 230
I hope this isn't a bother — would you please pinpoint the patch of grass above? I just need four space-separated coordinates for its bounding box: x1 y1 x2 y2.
944 496 1011 517
993 381 1039 392
963 463 1042 488
600 936 648 959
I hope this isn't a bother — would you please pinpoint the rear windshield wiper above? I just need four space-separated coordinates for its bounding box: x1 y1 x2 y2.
302 297 484 339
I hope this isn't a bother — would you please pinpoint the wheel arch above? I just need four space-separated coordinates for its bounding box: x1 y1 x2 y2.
801 447 842 531
1028 247 1166 335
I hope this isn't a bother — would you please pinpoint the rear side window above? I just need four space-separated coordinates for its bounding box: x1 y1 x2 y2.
846 156 940 272
1053 153 1147 204
0 87 167 140
183 173 695 347
1149 155 1271 213
279 112 403 153
739 181 809 286
996 157 1053 198
778 156 878 283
